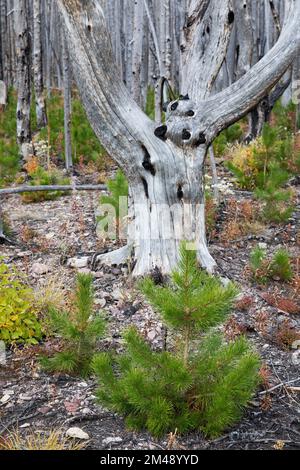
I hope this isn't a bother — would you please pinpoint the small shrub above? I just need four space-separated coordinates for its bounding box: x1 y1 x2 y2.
249 246 293 284
41 273 105 377
226 120 299 222
93 244 260 438
0 262 42 345
275 320 300 350
269 249 293 282
21 164 70 203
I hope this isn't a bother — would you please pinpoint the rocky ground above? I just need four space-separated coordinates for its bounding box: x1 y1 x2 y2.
0 172 299 451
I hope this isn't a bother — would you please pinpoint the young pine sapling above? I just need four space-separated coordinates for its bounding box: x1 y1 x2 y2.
93 244 260 438
41 273 105 377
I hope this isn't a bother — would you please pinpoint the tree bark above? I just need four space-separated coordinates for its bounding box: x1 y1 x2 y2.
33 0 47 129
62 31 72 171
0 0 7 83
15 0 32 159
132 0 144 106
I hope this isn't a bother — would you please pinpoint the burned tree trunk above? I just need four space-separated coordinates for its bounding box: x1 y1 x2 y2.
57 0 300 276
15 0 32 159
33 0 47 129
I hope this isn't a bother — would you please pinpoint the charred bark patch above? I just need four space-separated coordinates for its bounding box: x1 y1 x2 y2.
196 132 206 146
141 177 149 199
228 11 235 24
142 145 156 176
177 184 184 200
154 125 167 141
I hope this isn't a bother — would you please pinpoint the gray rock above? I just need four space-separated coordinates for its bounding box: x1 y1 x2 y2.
32 263 50 275
102 436 123 446
66 427 90 440
0 341 6 366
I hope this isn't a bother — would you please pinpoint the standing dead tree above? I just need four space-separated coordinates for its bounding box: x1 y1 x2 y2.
57 1 300 275
33 0 47 129
15 0 32 159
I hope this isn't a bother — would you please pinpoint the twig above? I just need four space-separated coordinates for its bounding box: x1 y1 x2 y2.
259 377 300 395
287 387 300 393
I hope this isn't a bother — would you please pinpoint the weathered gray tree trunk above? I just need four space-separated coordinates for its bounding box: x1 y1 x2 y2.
57 0 300 276
0 78 6 109
62 31 72 171
15 0 32 159
132 0 144 106
0 0 8 83
33 0 47 129
293 51 300 129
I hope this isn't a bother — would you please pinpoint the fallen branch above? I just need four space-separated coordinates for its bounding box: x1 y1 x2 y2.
0 184 106 196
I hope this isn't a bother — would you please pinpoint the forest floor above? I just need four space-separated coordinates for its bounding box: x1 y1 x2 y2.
0 167 300 451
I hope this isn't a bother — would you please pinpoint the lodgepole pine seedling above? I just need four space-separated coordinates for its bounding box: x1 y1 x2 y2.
250 246 293 284
93 243 260 438
41 273 105 378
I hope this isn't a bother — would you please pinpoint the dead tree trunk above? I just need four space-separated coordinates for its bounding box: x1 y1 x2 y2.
0 0 7 83
57 0 300 276
62 31 72 171
15 0 32 159
132 0 144 106
293 52 300 129
33 0 47 129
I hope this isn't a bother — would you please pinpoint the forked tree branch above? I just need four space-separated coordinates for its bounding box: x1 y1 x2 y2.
165 0 300 146
56 0 157 175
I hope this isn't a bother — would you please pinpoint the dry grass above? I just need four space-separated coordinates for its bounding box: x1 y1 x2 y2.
34 272 68 315
219 198 265 243
0 428 87 451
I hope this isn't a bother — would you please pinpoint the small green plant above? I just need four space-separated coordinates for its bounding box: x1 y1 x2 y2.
269 249 293 282
41 273 105 377
249 246 293 284
21 165 70 203
98 169 128 239
214 123 243 157
93 244 260 438
0 262 42 345
255 175 294 224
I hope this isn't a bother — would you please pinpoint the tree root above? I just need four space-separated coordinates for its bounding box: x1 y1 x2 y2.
67 244 133 270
